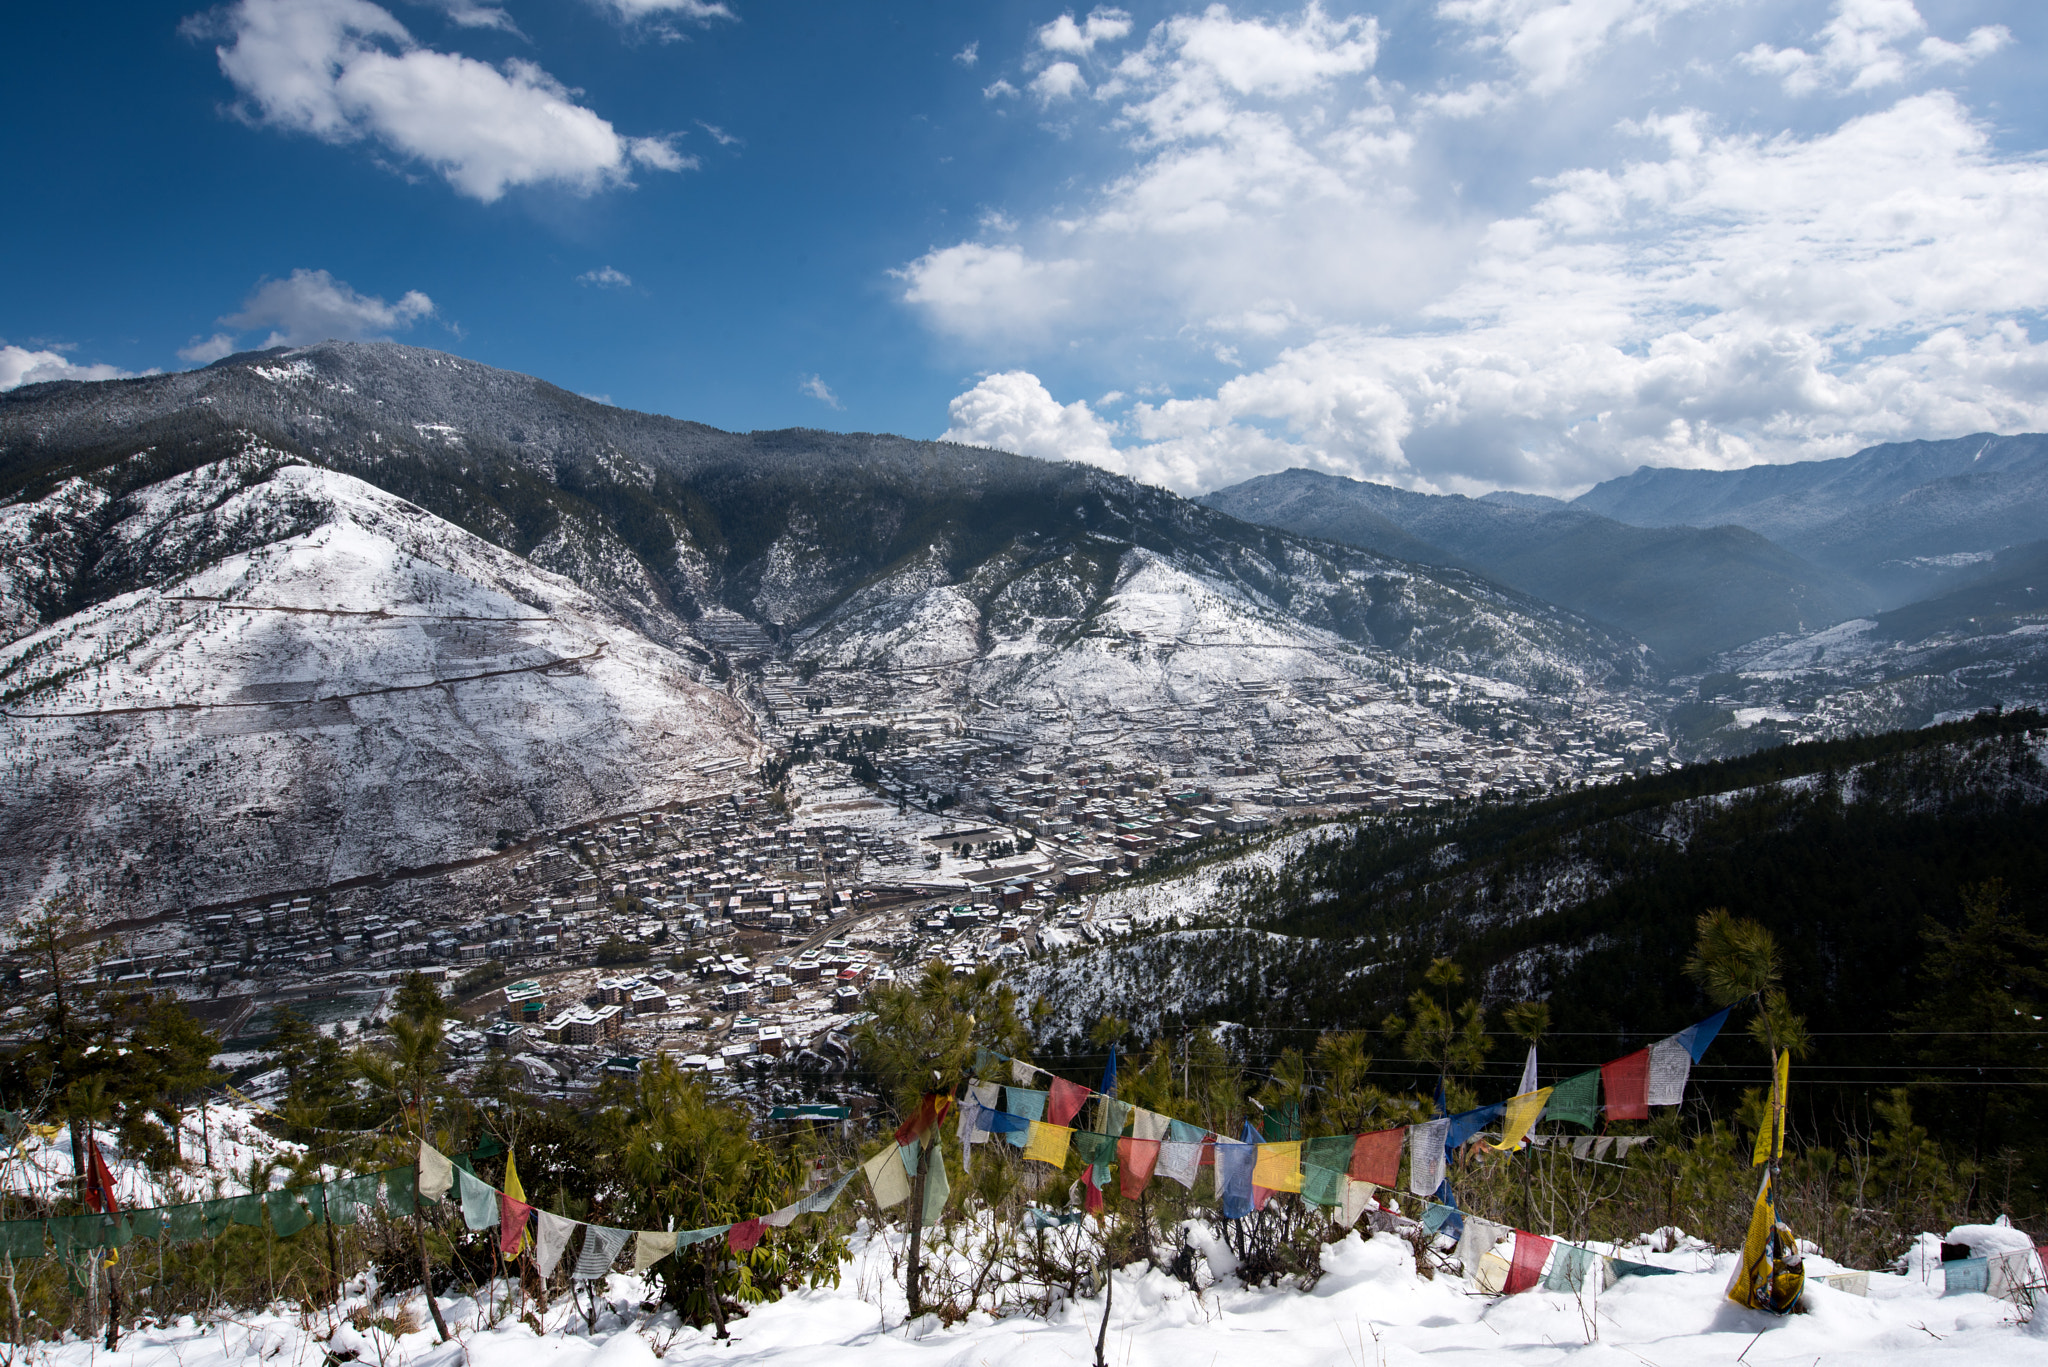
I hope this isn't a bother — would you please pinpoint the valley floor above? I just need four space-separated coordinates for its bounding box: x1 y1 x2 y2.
54 1226 2046 1367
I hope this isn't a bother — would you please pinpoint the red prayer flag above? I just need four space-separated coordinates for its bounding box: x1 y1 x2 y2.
1118 1137 1160 1199
1047 1077 1090 1129
498 1198 532 1256
894 1094 954 1145
1602 1049 1651 1121
1349 1128 1404 1187
1252 1185 1275 1211
1504 1232 1552 1294
85 1135 121 1215
727 1218 765 1253
1082 1167 1104 1214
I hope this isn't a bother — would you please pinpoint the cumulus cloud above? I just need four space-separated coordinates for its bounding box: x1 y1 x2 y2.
577 266 632 287
0 346 146 393
414 0 518 30
1741 0 2008 97
954 40 979 67
984 78 1019 99
910 2 2048 498
198 0 693 202
220 268 436 346
1439 0 1708 98
942 371 1123 469
1037 8 1132 55
800 374 843 409
178 333 240 364
1030 61 1088 104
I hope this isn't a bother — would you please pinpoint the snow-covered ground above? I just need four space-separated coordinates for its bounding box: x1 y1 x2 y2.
4 1103 308 1209
37 1223 2047 1367
0 459 758 922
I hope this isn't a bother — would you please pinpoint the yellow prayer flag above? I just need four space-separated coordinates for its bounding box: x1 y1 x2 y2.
1727 1171 1776 1308
1752 1052 1789 1167
502 1152 531 1259
1023 1120 1073 1167
863 1143 911 1209
1488 1087 1554 1151
1253 1141 1303 1193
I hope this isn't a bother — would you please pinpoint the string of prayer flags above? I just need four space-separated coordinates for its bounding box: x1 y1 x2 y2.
1300 1161 1346 1208
1542 1070 1600 1130
1543 1242 1599 1294
500 1154 532 1259
1253 1141 1304 1194
1215 1142 1256 1219
1505 1233 1553 1295
457 1167 499 1231
894 1094 952 1146
1646 1037 1694 1108
1350 1128 1404 1187
1071 1131 1118 1167
1489 1089 1553 1152
1047 1077 1090 1129
1155 1139 1202 1189
1132 1107 1170 1142
632 1231 677 1271
1004 1087 1048 1148
727 1219 765 1254
1024 1121 1073 1167
1458 1217 1508 1273
863 1143 913 1209
535 1211 577 1279
573 1224 630 1281
1602 1048 1651 1121
418 1142 455 1203
267 1188 312 1239
1408 1119 1449 1195
1675 1006 1731 1063
1118 1138 1160 1198
1446 1103 1504 1151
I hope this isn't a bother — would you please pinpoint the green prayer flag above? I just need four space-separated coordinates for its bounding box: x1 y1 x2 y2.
1304 1137 1353 1171
0 1219 44 1260
226 1194 265 1228
164 1204 208 1245
267 1188 313 1238
46 1215 93 1259
201 1200 237 1237
1543 1069 1601 1130
126 1208 163 1242
922 1147 950 1225
383 1165 417 1217
1300 1163 1347 1207
97 1214 134 1250
1071 1131 1118 1166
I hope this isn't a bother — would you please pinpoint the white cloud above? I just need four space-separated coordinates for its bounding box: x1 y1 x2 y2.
0 346 146 393
414 0 517 30
942 371 1123 469
800 374 843 409
178 333 240 364
696 120 741 146
984 79 1019 99
1031 61 1088 104
576 266 632 287
593 0 733 20
954 40 979 67
1037 8 1133 56
1439 0 1708 99
221 268 436 346
896 244 1083 341
201 0 692 202
1740 0 2008 97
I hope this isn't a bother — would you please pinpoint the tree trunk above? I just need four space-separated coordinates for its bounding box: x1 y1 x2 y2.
701 1249 728 1339
904 1138 929 1318
103 1259 121 1350
1092 1239 1113 1367
417 1208 451 1341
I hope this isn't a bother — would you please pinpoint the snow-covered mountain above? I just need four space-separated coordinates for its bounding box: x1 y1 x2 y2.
0 341 1663 921
0 449 755 921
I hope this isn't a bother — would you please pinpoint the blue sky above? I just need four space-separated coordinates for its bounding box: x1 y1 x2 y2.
4 0 2044 496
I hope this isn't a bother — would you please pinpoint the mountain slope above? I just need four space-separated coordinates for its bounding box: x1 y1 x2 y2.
1573 432 2048 602
1198 467 1870 668
0 451 756 920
